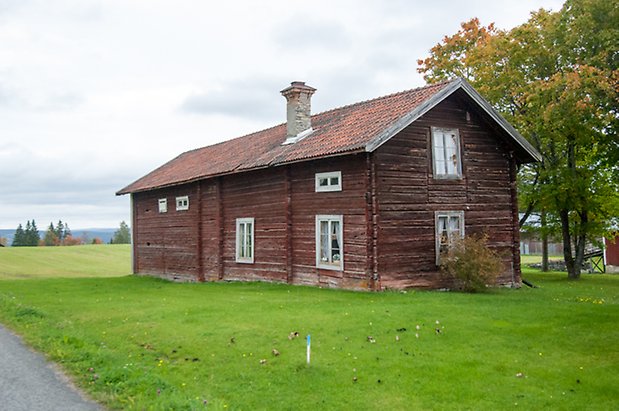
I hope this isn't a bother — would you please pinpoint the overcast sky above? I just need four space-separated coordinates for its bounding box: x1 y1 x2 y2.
0 0 564 230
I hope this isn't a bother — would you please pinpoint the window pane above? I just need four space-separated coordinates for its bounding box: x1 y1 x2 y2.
330 176 339 186
331 221 341 262
435 159 446 175
445 146 456 174
247 223 252 257
434 132 445 149
320 221 329 262
438 216 448 245
319 178 329 186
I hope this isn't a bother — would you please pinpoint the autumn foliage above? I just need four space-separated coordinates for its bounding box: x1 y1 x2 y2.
440 234 503 293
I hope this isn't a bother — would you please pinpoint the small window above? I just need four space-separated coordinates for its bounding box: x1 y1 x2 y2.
435 211 465 265
236 218 254 263
176 196 189 211
316 215 343 270
158 198 167 213
315 171 342 192
431 127 462 178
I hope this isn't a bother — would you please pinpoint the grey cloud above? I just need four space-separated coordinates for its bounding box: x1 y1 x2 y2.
179 77 286 121
0 83 83 111
273 16 351 50
0 0 25 15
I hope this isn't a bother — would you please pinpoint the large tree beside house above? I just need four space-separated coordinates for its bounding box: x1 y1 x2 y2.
417 0 619 279
117 78 540 290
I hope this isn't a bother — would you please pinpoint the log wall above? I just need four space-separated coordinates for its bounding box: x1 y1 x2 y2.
132 155 371 289
374 95 519 289
133 184 201 282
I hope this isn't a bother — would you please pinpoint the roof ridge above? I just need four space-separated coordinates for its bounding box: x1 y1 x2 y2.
177 79 455 157
310 78 455 118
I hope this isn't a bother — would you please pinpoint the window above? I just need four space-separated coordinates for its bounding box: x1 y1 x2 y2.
158 198 167 213
435 211 464 265
316 215 343 270
315 171 342 192
431 127 462 178
236 218 254 263
176 196 189 211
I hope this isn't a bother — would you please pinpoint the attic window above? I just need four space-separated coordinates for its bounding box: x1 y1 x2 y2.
431 127 462 178
158 198 167 213
282 127 314 145
315 171 342 192
176 196 189 211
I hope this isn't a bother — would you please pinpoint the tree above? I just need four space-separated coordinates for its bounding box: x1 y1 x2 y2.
112 221 131 244
12 224 25 246
417 0 619 279
23 220 40 246
43 222 60 246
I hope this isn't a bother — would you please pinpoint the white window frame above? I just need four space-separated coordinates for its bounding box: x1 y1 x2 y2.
315 171 342 192
176 196 189 211
236 218 255 263
431 127 462 178
435 211 465 265
315 215 344 270
158 198 168 213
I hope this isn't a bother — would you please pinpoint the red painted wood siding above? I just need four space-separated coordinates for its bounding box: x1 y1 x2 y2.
374 94 519 289
606 236 619 266
133 184 200 281
289 155 370 289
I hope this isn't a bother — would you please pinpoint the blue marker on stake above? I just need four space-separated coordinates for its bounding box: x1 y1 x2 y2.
306 334 311 365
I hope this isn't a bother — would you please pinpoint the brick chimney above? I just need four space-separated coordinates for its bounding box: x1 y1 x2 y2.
280 81 316 138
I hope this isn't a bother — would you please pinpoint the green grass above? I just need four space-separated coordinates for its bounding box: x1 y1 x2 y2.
520 254 563 265
0 244 131 279
0 247 617 410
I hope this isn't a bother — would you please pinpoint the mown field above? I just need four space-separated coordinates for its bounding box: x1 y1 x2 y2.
0 245 617 410
0 244 131 279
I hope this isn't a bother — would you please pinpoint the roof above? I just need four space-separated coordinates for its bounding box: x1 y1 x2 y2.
117 78 541 195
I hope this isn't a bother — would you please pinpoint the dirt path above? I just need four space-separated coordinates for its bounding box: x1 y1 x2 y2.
0 325 103 410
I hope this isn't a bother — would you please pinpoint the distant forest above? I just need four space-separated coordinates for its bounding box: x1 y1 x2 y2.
1 220 130 247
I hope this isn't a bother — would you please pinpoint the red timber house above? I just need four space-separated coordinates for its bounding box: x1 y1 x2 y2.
117 78 541 290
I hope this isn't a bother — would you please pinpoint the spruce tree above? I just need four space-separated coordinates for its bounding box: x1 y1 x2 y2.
112 221 131 244
55 220 65 242
12 224 25 246
26 220 40 246
44 222 59 246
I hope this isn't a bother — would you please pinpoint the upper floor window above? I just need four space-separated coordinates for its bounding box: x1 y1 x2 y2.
315 171 342 192
158 198 167 213
236 218 254 263
176 196 189 211
431 127 462 178
316 215 343 270
435 211 464 265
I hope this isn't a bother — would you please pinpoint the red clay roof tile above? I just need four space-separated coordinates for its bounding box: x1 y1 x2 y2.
117 80 455 194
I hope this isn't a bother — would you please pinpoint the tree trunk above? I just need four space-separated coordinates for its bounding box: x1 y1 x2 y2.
573 210 588 277
559 209 579 279
541 210 549 272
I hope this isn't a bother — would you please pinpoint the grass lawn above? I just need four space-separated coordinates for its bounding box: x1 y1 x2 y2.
0 247 617 410
520 254 564 265
0 244 131 279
